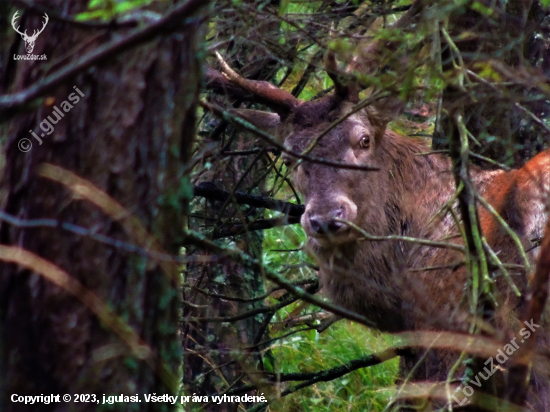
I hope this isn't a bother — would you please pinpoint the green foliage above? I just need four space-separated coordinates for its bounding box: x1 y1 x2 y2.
263 217 313 274
77 0 158 21
269 321 399 412
278 0 290 15
470 1 494 16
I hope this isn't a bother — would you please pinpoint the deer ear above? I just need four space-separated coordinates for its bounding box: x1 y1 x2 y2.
230 109 281 138
366 96 404 148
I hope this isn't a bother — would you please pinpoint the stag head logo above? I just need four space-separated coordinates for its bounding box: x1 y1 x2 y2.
12 11 49 54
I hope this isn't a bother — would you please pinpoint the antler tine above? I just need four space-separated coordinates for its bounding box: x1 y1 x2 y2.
41 14 49 31
11 11 27 37
324 50 359 103
28 13 48 40
214 52 300 116
215 52 245 86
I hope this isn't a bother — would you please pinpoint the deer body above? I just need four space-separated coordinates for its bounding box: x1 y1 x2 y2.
281 101 550 408
281 100 548 335
316 136 549 331
209 44 550 408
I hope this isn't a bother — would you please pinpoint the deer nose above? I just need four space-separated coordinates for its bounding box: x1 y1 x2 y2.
308 208 346 235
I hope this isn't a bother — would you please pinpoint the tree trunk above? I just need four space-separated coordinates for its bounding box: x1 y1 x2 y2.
0 1 205 410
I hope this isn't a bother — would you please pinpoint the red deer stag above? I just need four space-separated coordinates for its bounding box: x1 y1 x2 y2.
206 13 550 412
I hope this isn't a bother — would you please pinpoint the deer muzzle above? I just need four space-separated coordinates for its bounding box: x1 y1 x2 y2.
302 196 358 241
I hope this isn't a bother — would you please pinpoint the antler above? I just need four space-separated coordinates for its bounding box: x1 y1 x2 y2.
11 11 27 38
214 52 300 117
324 50 359 103
343 0 427 131
351 0 426 80
28 13 49 41
11 11 48 40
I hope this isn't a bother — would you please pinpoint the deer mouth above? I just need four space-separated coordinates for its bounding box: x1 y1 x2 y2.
306 222 356 247
302 198 359 244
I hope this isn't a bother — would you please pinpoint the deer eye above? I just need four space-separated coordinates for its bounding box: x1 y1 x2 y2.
282 156 292 167
359 136 370 149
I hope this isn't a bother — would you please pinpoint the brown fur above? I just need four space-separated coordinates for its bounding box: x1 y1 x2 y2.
251 95 550 409
233 90 550 408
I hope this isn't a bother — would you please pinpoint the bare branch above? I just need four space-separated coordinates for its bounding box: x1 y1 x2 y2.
183 229 377 327
193 182 304 217
200 100 380 171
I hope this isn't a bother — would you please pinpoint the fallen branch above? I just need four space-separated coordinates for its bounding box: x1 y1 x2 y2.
193 182 304 217
224 347 401 397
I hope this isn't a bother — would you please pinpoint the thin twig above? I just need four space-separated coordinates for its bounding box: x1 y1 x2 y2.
469 151 512 171
200 101 380 171
474 191 531 273
482 239 521 297
337 219 465 253
183 229 377 327
225 347 400 397
185 296 298 323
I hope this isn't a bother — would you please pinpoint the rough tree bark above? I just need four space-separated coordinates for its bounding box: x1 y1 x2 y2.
0 1 205 410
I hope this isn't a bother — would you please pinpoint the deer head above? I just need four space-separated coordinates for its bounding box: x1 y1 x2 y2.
12 11 49 54
205 1 426 246
209 51 407 246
